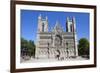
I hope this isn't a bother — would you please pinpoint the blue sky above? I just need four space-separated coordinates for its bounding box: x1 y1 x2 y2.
21 9 89 43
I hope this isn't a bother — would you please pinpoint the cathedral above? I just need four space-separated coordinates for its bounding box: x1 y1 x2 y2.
35 14 78 60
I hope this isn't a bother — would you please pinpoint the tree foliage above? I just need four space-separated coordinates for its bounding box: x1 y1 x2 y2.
21 37 36 57
78 38 89 56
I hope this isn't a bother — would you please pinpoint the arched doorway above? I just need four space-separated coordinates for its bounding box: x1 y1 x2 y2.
54 35 62 60
55 35 62 46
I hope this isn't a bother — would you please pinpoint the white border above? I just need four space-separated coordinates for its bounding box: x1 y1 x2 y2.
16 4 94 69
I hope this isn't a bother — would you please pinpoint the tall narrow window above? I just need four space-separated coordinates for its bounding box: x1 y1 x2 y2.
70 24 73 32
42 23 44 32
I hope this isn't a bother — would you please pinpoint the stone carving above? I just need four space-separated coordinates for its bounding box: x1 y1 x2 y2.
35 15 78 60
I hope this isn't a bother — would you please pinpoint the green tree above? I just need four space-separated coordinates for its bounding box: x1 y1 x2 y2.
78 38 89 56
28 40 36 57
21 37 36 57
21 37 28 49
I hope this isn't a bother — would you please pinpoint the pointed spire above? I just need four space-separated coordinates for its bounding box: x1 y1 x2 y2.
72 16 76 32
72 16 75 23
38 14 42 19
67 17 69 22
66 17 68 32
55 20 59 26
55 20 60 30
46 16 48 20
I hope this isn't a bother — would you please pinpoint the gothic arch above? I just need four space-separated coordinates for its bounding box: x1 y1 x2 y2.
42 23 45 32
55 34 62 46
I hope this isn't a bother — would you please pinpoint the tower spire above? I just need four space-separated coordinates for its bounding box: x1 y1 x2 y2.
38 14 48 32
66 17 69 32
46 16 48 20
38 14 42 19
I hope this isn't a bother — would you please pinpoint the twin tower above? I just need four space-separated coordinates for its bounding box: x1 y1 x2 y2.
38 14 76 33
36 14 78 57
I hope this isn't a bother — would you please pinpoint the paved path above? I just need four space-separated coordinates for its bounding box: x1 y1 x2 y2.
21 56 88 63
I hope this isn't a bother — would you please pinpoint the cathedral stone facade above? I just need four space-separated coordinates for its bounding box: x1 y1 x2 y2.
35 14 78 59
